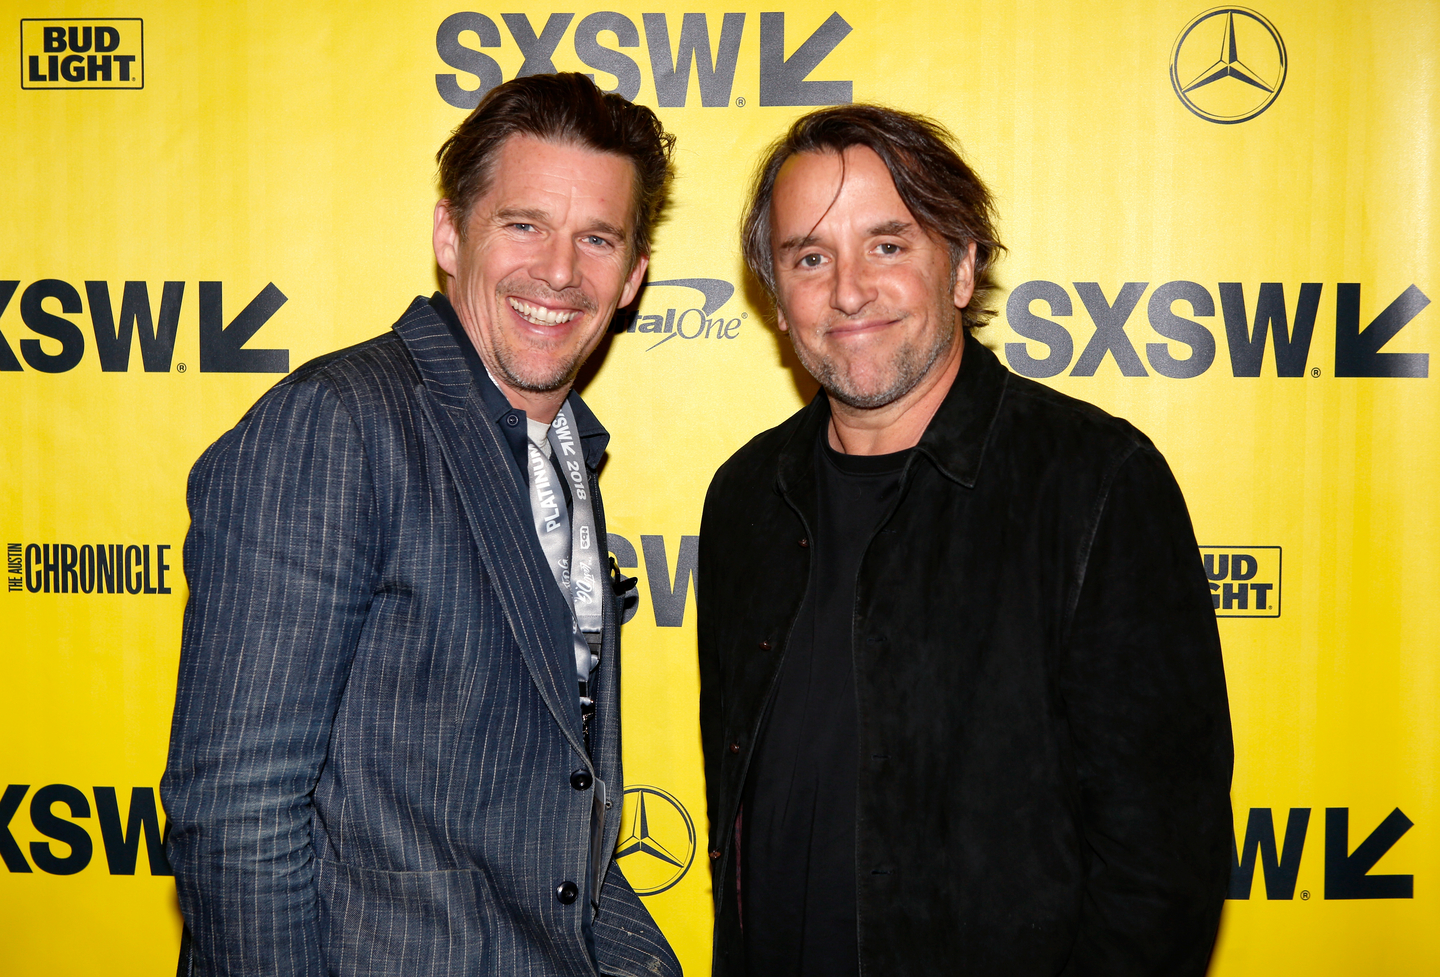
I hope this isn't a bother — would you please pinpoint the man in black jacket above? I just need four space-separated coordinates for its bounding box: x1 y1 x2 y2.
697 105 1232 976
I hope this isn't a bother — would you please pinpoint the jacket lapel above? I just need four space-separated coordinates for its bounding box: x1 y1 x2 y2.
392 298 585 756
913 335 1010 488
775 389 827 530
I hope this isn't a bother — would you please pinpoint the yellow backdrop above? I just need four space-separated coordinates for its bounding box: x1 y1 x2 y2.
3 1 1436 974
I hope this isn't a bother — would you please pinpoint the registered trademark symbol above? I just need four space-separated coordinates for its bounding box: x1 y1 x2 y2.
177 363 187 373
1311 367 1320 378
741 312 748 319
1301 890 1310 900
735 96 746 107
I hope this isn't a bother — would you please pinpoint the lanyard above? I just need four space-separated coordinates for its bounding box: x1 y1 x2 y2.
526 400 604 694
527 403 610 904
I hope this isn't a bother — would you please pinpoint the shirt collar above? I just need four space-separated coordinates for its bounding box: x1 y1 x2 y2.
428 292 610 469
777 333 1008 492
910 335 1008 488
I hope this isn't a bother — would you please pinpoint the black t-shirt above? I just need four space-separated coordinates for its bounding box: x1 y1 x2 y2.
741 431 909 977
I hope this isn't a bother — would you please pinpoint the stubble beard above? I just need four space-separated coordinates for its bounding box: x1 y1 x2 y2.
790 311 957 411
491 334 586 393
490 278 600 394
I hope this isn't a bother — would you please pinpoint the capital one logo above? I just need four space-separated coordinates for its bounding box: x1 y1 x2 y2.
435 10 852 108
617 278 744 351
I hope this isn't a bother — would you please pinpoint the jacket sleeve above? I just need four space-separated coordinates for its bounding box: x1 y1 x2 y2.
593 859 684 977
161 377 380 977
1061 445 1233 977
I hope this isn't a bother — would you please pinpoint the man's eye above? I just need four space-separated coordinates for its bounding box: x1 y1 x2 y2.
584 235 612 247
877 242 901 255
799 253 824 268
510 223 535 233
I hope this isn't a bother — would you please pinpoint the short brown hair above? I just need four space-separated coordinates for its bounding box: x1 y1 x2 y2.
436 73 675 258
741 105 1004 330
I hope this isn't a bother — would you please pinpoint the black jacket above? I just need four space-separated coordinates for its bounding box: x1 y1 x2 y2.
697 337 1232 976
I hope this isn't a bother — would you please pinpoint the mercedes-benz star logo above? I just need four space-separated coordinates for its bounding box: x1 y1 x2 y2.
1170 7 1286 124
614 785 696 895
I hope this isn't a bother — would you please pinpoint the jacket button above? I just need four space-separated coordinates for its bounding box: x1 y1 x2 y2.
556 881 579 904
570 769 593 791
710 849 722 860
798 538 809 548
758 639 771 651
505 413 520 427
729 742 740 754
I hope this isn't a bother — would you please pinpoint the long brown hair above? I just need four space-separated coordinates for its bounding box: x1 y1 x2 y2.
742 105 1004 330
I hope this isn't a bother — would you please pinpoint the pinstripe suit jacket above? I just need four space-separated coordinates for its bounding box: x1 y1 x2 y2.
162 297 679 977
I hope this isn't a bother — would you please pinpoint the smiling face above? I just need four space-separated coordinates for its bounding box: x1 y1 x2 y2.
434 133 648 413
769 146 975 411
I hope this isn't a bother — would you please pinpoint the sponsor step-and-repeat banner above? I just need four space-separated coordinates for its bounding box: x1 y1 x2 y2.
3 2 1436 974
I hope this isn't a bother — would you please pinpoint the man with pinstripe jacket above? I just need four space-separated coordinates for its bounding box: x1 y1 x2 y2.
162 74 680 977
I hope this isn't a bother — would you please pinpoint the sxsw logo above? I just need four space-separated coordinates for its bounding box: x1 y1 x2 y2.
2 783 170 877
1201 546 1279 618
1004 281 1431 379
21 19 143 90
436 10 851 108
0 279 288 374
609 532 695 627
1230 806 1414 901
615 278 743 351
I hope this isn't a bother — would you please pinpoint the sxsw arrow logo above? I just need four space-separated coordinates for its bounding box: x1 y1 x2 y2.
198 282 288 373
1228 805 1414 900
1005 280 1431 379
436 10 853 108
1325 807 1414 899
1334 284 1430 378
0 279 288 374
758 11 851 105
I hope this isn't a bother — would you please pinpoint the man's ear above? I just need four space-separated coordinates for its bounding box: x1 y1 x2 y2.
619 252 649 308
775 303 791 333
952 239 978 310
433 200 461 279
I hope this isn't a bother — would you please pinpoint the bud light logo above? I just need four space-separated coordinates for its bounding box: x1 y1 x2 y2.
1201 545 1280 617
21 19 143 90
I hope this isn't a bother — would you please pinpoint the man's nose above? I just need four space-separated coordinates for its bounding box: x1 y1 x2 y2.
831 251 876 316
533 235 581 292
